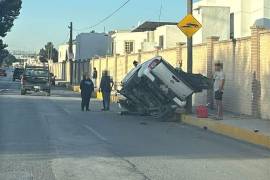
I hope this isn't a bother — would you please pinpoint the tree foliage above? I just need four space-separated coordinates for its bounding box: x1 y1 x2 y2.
0 0 22 38
39 42 59 63
0 0 22 65
2 53 18 66
0 49 9 66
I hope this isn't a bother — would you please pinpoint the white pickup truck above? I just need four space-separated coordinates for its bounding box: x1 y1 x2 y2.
118 56 211 119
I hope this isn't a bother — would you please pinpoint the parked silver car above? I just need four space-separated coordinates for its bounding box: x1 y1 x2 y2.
118 56 211 119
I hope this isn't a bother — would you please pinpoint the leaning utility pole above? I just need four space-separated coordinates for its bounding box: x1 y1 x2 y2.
68 22 73 85
186 0 193 113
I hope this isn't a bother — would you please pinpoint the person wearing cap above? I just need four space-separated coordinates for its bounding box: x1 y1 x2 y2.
213 62 225 120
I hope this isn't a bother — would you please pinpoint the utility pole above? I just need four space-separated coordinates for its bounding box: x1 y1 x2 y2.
186 0 193 113
68 22 73 58
68 22 73 85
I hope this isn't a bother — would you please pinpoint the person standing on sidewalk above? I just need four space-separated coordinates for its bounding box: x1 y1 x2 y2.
99 70 114 111
92 67 98 88
80 74 94 111
213 62 225 120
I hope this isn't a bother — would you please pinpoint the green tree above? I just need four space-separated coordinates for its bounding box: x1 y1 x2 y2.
0 40 8 65
2 53 18 66
0 0 22 64
39 42 58 63
0 49 9 66
0 0 22 38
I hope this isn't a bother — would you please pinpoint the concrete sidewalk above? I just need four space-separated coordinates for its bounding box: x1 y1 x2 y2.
181 112 270 149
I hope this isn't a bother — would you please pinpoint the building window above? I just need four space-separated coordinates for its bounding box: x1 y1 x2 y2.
124 41 134 54
159 35 164 49
230 13 234 39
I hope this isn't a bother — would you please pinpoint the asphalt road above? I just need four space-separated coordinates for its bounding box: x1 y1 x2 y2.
0 70 270 180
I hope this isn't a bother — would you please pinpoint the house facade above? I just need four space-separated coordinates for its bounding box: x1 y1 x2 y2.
111 22 186 55
58 44 76 63
111 30 148 55
111 0 269 55
194 0 270 40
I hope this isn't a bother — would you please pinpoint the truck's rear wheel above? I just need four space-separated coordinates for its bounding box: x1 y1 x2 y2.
46 90 51 96
21 89 26 95
153 105 175 121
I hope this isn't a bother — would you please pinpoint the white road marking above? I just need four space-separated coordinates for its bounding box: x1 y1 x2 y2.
84 125 107 142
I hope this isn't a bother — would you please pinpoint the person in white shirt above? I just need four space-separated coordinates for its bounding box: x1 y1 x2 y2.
213 62 225 120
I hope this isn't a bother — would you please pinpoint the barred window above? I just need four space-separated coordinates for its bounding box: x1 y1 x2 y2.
124 41 134 54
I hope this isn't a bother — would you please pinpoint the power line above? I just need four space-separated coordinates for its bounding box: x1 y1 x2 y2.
74 0 131 32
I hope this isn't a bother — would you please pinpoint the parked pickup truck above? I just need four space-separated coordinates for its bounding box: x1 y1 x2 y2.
21 65 51 96
118 56 211 119
13 68 24 81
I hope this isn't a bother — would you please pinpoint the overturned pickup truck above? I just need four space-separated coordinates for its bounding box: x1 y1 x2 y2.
118 56 211 119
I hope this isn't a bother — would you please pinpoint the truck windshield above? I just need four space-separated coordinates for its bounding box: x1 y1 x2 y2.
25 69 48 77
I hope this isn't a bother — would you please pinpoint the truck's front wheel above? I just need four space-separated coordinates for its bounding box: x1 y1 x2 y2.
46 90 51 96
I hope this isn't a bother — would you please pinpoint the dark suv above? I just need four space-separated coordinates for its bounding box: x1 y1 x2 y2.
21 66 51 96
13 68 24 81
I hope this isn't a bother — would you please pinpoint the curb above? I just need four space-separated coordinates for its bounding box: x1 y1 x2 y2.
181 115 270 149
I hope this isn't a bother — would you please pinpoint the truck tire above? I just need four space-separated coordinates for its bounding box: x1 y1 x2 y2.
153 105 175 121
46 90 51 96
21 89 26 95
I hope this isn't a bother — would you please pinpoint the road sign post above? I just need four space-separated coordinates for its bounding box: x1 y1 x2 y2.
177 0 202 113
187 0 193 114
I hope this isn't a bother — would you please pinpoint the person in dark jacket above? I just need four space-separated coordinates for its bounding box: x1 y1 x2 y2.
80 74 94 111
99 70 114 111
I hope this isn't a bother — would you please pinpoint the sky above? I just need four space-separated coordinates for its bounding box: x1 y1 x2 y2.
4 0 199 52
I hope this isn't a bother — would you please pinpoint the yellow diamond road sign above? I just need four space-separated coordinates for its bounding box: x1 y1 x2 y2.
177 14 202 37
